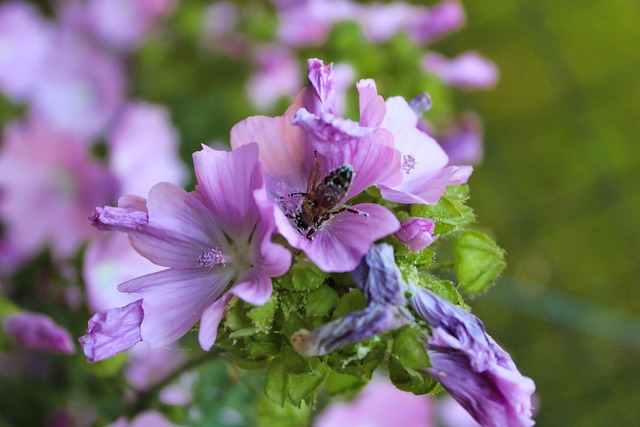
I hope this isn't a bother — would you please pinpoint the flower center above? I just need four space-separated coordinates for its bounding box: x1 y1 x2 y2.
197 247 226 268
401 154 417 174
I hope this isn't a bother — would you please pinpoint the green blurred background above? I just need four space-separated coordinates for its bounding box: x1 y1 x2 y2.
438 1 640 425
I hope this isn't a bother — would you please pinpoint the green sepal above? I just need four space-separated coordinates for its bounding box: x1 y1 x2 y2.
454 230 506 293
388 357 439 395
391 326 430 370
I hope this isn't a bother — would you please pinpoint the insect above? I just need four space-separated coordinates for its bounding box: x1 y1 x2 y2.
282 152 368 239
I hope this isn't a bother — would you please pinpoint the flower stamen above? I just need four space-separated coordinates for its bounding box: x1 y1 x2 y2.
197 247 226 268
401 154 417 174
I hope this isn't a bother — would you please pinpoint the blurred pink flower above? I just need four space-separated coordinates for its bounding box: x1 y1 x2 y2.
29 32 126 140
247 46 301 110
436 114 484 166
422 52 499 90
0 2 53 101
4 311 75 354
108 101 187 197
314 378 432 427
0 119 116 268
439 396 481 427
108 411 178 427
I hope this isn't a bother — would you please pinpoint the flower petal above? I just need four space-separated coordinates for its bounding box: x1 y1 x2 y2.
118 268 233 347
298 203 400 272
230 271 273 306
5 312 75 354
357 79 386 127
79 300 143 362
198 293 233 351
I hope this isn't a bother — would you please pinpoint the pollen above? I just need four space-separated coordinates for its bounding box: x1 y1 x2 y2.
401 154 417 174
197 247 226 268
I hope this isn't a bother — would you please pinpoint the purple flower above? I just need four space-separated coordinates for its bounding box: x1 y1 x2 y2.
314 378 433 427
79 300 144 363
436 113 484 166
409 286 536 427
90 143 291 352
0 2 53 101
291 244 411 356
422 51 499 90
107 410 179 427
395 218 438 252
0 118 116 269
358 80 472 204
231 59 401 272
4 312 75 354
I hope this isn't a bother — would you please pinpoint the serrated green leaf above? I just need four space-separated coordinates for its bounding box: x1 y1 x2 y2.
392 327 430 370
281 345 312 375
306 285 339 317
455 230 506 293
417 275 469 309
332 290 367 319
410 192 475 236
286 367 327 407
290 259 328 291
248 294 278 333
256 395 310 427
324 369 368 397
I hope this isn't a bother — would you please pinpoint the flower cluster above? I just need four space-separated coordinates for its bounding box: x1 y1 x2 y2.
80 58 535 426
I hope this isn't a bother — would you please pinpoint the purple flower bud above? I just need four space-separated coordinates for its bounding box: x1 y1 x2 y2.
409 287 536 427
4 312 75 354
79 299 144 363
395 218 438 252
408 93 433 116
90 205 148 232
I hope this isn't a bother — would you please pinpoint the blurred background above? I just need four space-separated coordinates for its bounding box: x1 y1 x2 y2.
1 0 639 426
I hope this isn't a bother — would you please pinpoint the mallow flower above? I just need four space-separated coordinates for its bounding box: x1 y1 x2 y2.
4 312 75 354
83 143 291 358
409 286 536 427
231 59 401 272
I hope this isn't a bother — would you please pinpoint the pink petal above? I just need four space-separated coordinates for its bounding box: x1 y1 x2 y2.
4 312 75 354
300 203 400 272
118 268 234 347
231 271 272 306
198 293 233 351
128 182 226 269
192 143 262 240
357 79 386 127
379 166 458 205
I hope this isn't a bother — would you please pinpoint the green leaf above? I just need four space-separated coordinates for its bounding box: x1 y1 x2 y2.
391 327 430 370
332 290 367 320
410 189 475 236
324 369 368 397
455 230 506 293
248 294 278 333
286 363 327 407
265 357 287 407
388 357 439 395
256 396 310 427
417 275 469 309
305 285 339 317
290 258 329 291
281 345 312 375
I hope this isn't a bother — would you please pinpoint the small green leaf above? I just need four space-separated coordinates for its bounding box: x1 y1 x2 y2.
455 230 506 293
281 345 312 375
265 357 287 407
290 259 328 291
248 294 278 333
332 290 367 319
388 357 439 395
417 275 469 309
286 365 327 407
411 190 475 236
324 369 368 397
392 327 430 370
306 285 339 317
256 395 310 427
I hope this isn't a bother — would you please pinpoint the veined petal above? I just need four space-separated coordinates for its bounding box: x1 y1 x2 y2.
303 58 335 115
230 271 273 306
230 99 312 199
252 187 292 277
357 79 386 127
118 268 234 347
128 182 225 269
298 203 400 272
198 293 233 351
79 300 143 362
193 143 262 240
90 205 148 231
379 166 458 205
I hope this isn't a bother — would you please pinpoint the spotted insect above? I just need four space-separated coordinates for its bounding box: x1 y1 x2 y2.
282 153 367 239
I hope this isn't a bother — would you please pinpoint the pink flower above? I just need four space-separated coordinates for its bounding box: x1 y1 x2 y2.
0 2 53 101
29 32 126 140
0 118 116 268
247 46 301 110
314 378 433 427
422 51 499 90
436 114 484 166
88 143 291 352
357 79 472 205
232 59 401 272
108 410 179 427
395 218 438 252
4 312 75 354
108 101 187 197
